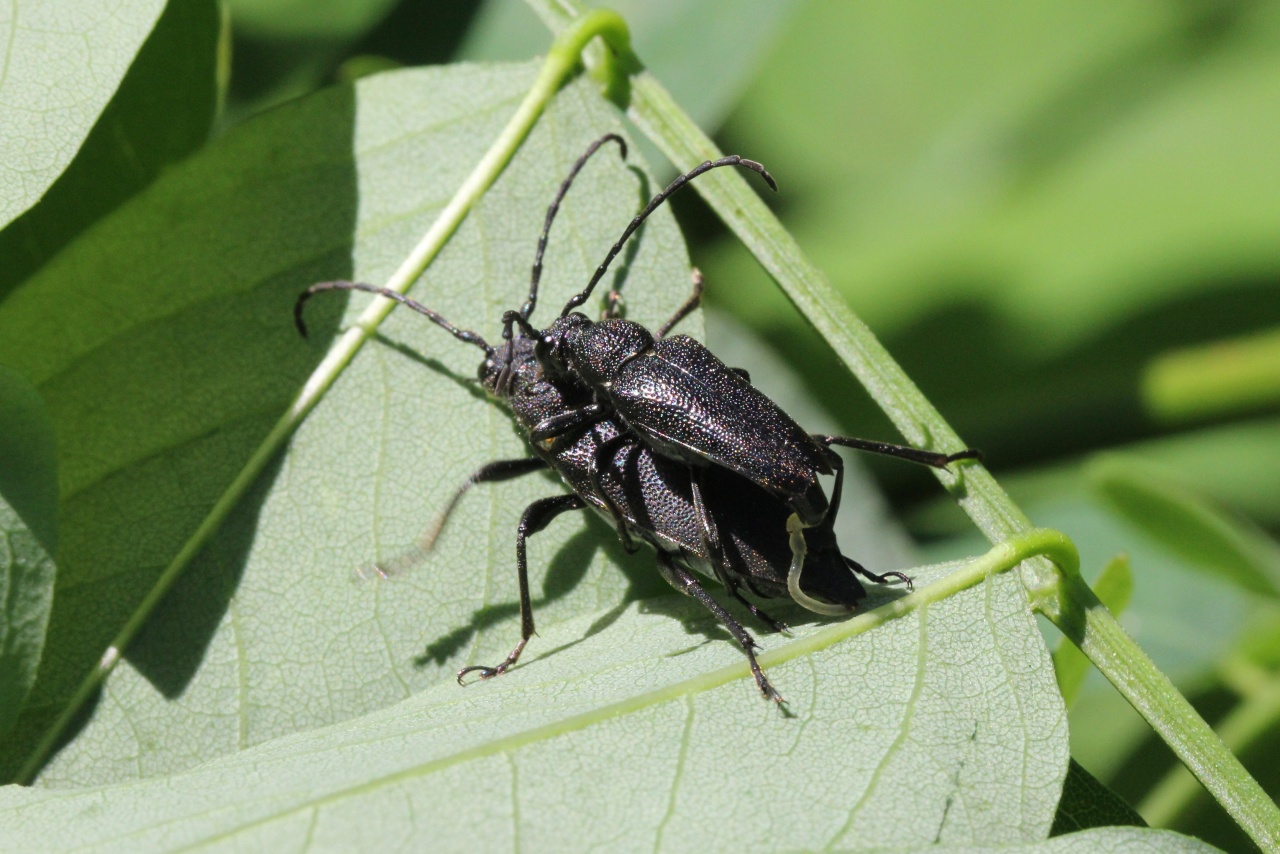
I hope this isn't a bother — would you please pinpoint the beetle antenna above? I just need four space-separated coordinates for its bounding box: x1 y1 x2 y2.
560 156 777 318
295 281 493 355
520 133 628 323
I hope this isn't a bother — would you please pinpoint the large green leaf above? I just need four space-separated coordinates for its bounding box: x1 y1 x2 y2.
0 558 1072 849
0 0 221 303
0 0 166 230
0 62 1074 844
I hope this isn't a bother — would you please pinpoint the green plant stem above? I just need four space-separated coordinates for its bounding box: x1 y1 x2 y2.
1139 660 1280 829
14 9 630 787
1038 570 1280 848
1052 553 1133 706
525 2 1280 847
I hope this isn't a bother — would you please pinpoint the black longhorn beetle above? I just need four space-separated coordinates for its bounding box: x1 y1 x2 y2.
295 134 980 701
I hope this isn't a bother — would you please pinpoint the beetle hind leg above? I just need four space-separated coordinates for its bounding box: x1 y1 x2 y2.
655 552 785 704
846 557 913 591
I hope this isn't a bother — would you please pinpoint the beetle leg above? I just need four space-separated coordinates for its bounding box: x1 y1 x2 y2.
416 457 548 555
601 288 624 320
731 591 789 634
688 468 789 633
529 403 609 442
654 552 784 704
589 432 639 552
688 467 729 586
815 434 983 469
846 557 913 591
457 493 586 685
362 457 549 580
656 267 706 338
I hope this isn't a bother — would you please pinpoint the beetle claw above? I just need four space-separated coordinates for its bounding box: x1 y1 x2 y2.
456 664 501 685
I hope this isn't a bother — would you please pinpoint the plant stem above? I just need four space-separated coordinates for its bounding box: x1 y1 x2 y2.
1139 659 1280 830
1045 572 1280 848
524 2 1280 847
15 9 630 786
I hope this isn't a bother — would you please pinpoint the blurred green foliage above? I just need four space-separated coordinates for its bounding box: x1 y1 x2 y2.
3 1 1277 849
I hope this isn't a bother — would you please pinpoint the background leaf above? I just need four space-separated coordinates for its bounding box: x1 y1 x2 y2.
0 0 222 303
0 366 58 741
1051 759 1147 835
0 494 54 742
0 0 166 229
1090 455 1280 598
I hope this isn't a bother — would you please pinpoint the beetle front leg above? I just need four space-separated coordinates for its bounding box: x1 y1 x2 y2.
530 403 609 443
654 552 784 704
417 457 548 554
457 493 586 685
656 267 706 338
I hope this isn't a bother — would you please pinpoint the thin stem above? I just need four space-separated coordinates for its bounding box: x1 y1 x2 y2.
14 8 632 786
1138 661 1280 828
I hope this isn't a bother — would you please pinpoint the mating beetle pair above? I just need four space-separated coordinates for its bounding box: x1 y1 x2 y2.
296 133 979 701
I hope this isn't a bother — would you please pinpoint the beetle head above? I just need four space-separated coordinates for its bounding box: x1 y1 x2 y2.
482 335 540 400
534 312 589 380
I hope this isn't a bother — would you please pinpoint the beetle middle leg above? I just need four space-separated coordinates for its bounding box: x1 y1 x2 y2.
690 467 788 633
457 492 587 685
815 435 982 470
654 552 784 703
588 431 641 553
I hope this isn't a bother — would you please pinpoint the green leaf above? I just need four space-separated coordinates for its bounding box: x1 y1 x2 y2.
1051 758 1147 835
227 0 400 40
0 0 222 303
0 557 1070 849
1036 828 1216 852
0 366 58 554
1089 455 1280 598
0 0 167 230
0 62 1070 844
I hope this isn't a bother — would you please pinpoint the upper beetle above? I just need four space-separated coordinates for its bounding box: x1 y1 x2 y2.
498 138 980 530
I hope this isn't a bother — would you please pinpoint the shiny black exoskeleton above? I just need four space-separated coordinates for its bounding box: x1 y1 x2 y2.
530 311 835 525
293 133 978 702
473 335 906 700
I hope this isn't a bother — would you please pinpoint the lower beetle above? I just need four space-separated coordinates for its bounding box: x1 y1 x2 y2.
299 274 910 702
295 134 979 700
